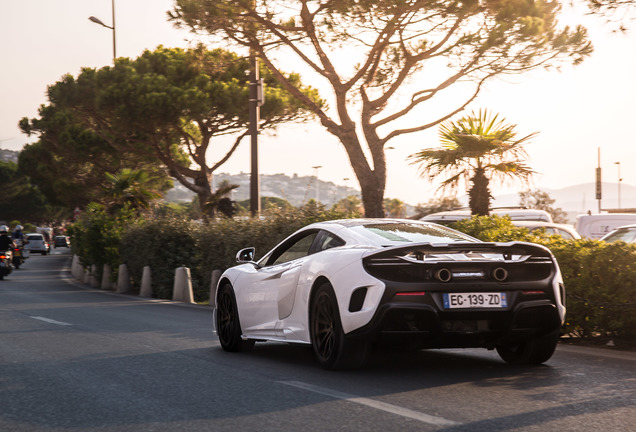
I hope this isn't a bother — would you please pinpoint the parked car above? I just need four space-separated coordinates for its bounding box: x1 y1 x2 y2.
575 213 636 239
54 236 70 248
25 233 50 255
215 218 566 369
600 224 636 244
421 207 553 224
511 221 581 240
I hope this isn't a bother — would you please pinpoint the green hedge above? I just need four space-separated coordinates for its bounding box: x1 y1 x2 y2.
120 216 203 300
118 203 357 302
67 203 138 283
453 216 636 346
70 211 636 347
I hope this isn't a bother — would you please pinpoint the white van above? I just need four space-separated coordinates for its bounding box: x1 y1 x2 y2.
575 213 636 239
421 208 553 224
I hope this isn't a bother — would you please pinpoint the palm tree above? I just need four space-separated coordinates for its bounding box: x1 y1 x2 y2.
409 109 536 216
103 168 162 213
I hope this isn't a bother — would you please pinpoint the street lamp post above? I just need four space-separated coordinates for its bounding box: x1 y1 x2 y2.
615 161 622 209
89 0 116 63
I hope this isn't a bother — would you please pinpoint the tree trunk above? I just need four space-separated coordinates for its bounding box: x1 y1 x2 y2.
330 125 387 218
358 174 385 218
469 168 491 216
194 171 214 217
342 147 386 218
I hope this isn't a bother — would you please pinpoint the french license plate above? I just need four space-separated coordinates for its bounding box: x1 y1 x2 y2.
443 292 507 309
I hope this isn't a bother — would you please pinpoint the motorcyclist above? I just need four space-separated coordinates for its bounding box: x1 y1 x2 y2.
0 225 16 251
12 225 25 244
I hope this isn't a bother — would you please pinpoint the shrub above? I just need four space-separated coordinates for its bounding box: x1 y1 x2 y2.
451 215 537 242
67 203 138 281
452 215 636 346
548 240 636 343
120 216 203 300
118 202 354 301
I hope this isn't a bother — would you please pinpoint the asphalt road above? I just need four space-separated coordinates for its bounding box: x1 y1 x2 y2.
0 250 634 432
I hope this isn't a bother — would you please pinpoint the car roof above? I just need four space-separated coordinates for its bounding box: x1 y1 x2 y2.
510 221 581 238
298 218 478 247
613 224 636 229
421 208 553 223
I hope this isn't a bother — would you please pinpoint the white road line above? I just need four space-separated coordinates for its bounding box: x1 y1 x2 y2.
31 316 73 326
280 380 460 426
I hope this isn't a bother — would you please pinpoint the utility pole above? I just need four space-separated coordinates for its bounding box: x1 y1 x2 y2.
248 0 263 217
249 52 261 217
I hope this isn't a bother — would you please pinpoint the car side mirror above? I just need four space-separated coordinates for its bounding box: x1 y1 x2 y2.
236 247 259 267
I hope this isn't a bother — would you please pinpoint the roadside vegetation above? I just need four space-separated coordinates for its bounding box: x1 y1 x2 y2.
67 205 636 350
453 216 636 349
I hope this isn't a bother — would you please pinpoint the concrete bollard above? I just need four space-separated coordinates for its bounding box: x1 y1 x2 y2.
90 265 100 288
140 266 153 298
76 264 85 281
116 264 131 293
101 264 111 290
71 255 80 278
173 267 194 304
210 269 222 308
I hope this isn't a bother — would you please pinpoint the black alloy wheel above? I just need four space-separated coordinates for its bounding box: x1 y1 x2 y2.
216 283 254 352
310 282 369 370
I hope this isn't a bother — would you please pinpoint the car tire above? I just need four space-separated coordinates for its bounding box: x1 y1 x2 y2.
496 333 559 365
215 283 255 352
310 282 369 370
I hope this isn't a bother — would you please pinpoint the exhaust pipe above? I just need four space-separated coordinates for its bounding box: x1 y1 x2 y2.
435 268 452 283
492 267 508 282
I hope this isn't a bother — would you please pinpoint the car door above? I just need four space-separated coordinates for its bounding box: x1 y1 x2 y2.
237 230 320 337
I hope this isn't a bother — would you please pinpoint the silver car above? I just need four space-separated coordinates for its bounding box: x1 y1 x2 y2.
600 224 636 244
25 233 50 255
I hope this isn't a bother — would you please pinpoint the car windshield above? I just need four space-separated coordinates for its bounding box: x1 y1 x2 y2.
27 235 42 240
351 222 476 245
603 228 636 243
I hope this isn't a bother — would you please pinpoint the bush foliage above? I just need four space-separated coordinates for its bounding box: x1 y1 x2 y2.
117 202 356 302
452 216 636 346
70 210 636 347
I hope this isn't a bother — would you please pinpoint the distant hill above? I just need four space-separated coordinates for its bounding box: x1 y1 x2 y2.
165 173 636 222
0 149 18 163
164 172 360 208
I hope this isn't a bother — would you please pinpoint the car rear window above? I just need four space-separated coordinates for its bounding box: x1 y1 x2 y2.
352 222 476 244
27 235 43 240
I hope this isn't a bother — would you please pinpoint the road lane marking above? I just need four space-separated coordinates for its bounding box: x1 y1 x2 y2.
31 316 72 326
280 380 460 426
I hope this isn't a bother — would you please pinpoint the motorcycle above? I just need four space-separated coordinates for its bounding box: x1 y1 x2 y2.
0 249 13 280
12 239 24 269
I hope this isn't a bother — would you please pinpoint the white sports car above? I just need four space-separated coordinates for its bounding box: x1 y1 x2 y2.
214 219 566 369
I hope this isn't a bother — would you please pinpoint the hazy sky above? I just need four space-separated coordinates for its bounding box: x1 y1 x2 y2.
2 1 635 208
